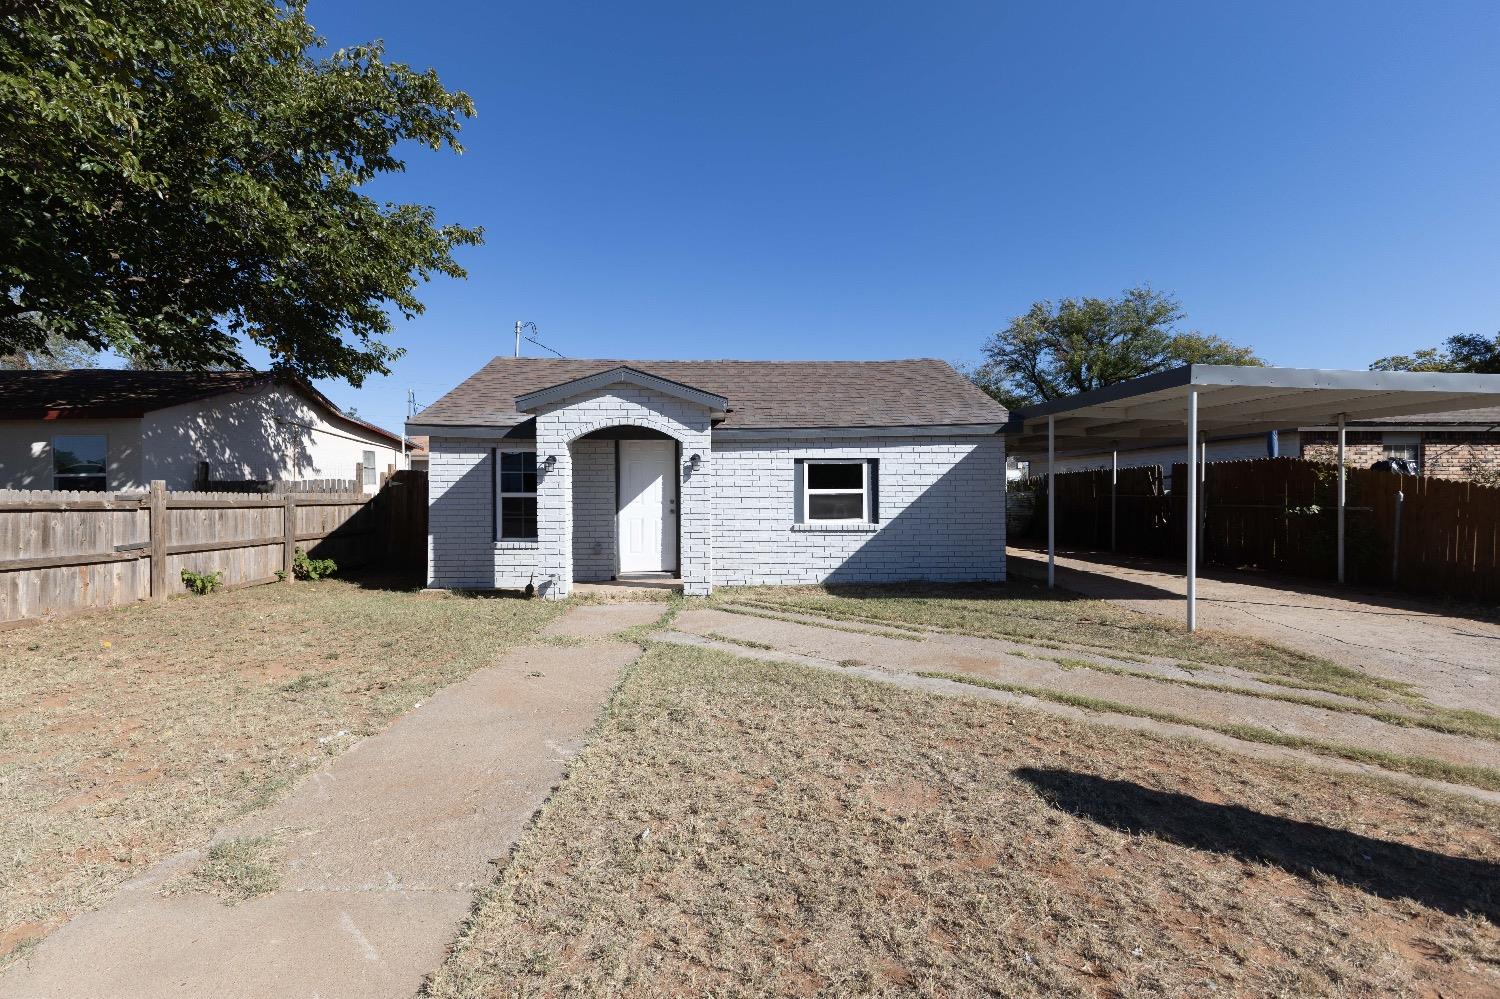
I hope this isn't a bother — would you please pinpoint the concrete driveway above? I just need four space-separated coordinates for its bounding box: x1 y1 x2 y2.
1007 546 1500 715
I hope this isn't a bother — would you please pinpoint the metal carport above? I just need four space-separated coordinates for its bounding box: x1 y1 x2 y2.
1005 365 1500 630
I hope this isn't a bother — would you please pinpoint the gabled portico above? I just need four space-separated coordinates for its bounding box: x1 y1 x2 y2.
520 366 722 598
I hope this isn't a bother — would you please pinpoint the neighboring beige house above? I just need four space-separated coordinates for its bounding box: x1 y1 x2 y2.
0 370 407 493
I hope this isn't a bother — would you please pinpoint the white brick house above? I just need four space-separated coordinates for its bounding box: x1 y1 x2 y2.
408 358 1008 598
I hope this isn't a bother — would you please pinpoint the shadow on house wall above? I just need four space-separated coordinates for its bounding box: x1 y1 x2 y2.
140 387 327 487
428 448 514 589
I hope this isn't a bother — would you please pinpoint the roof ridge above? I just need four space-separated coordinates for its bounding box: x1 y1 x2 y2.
483 356 949 365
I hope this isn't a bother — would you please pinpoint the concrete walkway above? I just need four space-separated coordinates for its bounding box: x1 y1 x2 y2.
657 630 1500 807
1007 546 1500 714
669 606 1499 772
1 605 652 999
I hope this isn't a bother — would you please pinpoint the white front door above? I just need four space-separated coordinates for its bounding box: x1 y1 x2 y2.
617 440 678 574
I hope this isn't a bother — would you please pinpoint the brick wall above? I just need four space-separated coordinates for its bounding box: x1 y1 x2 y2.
571 438 616 580
1300 432 1386 471
710 435 1006 586
428 437 540 589
1301 430 1500 483
1419 433 1500 482
428 397 1007 593
533 384 713 597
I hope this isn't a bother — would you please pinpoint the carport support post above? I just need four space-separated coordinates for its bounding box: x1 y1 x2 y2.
1185 389 1198 632
1337 412 1347 584
1047 415 1055 588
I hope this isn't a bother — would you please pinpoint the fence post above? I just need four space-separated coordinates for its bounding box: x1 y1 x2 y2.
282 493 297 583
149 479 167 601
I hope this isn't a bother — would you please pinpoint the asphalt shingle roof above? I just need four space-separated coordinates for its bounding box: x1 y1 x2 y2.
0 369 273 418
1346 407 1500 426
413 358 1008 430
0 369 405 445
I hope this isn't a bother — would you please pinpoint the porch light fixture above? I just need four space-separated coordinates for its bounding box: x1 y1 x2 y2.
688 453 701 469
542 453 558 469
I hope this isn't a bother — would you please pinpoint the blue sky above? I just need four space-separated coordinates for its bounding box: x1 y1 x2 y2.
296 1 1500 433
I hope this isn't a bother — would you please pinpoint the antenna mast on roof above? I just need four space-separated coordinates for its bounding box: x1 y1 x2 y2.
512 321 566 359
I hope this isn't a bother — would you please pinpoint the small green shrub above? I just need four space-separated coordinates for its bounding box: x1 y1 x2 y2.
291 547 338 581
181 568 224 595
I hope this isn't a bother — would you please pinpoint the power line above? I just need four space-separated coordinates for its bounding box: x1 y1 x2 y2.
524 334 566 358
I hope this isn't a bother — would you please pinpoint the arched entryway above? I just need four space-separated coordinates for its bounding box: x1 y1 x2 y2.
569 425 680 583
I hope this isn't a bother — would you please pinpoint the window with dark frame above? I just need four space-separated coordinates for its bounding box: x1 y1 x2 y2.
804 460 868 522
52 435 107 491
498 451 538 540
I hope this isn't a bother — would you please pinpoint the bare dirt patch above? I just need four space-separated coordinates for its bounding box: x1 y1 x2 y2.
0 579 560 962
427 642 1499 999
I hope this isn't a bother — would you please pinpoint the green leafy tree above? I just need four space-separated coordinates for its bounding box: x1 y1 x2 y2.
1 0 482 385
1370 332 1500 374
969 285 1264 409
0 332 103 369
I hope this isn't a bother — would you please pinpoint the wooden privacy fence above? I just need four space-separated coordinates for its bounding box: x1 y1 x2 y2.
1019 457 1500 602
0 470 427 626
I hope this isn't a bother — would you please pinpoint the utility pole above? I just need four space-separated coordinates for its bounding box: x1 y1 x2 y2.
402 389 418 468
514 320 522 358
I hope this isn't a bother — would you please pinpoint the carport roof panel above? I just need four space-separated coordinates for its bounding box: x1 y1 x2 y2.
1005 365 1500 453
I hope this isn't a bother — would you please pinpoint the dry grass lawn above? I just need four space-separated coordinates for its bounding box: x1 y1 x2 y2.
0 578 561 960
716 581 1500 742
428 642 1500 998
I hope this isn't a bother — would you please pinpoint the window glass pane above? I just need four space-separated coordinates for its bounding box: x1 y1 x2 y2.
500 452 537 493
53 436 106 476
362 450 377 486
809 492 863 520
807 462 863 490
501 496 537 539
1383 444 1419 474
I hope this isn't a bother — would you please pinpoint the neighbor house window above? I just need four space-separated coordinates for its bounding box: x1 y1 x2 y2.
498 451 538 540
362 450 377 488
1384 441 1420 475
804 460 869 522
53 435 107 491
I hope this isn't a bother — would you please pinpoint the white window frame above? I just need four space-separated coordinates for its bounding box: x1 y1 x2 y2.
362 450 378 489
52 434 108 491
1383 441 1421 474
496 449 539 541
804 459 869 523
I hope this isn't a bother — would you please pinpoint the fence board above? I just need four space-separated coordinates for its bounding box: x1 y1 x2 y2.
1019 457 1500 602
0 471 428 625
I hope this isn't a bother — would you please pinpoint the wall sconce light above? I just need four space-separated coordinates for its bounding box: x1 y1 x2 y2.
688 453 702 470
542 453 558 469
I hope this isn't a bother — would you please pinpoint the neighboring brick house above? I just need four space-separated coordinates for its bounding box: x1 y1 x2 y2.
1032 407 1500 485
1298 407 1500 483
407 358 1008 598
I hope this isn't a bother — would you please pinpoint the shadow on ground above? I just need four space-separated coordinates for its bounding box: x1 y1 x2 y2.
1016 767 1499 923
814 578 1091 606
1007 545 1500 626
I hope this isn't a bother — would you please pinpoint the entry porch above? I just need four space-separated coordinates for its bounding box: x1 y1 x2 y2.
524 366 720 599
